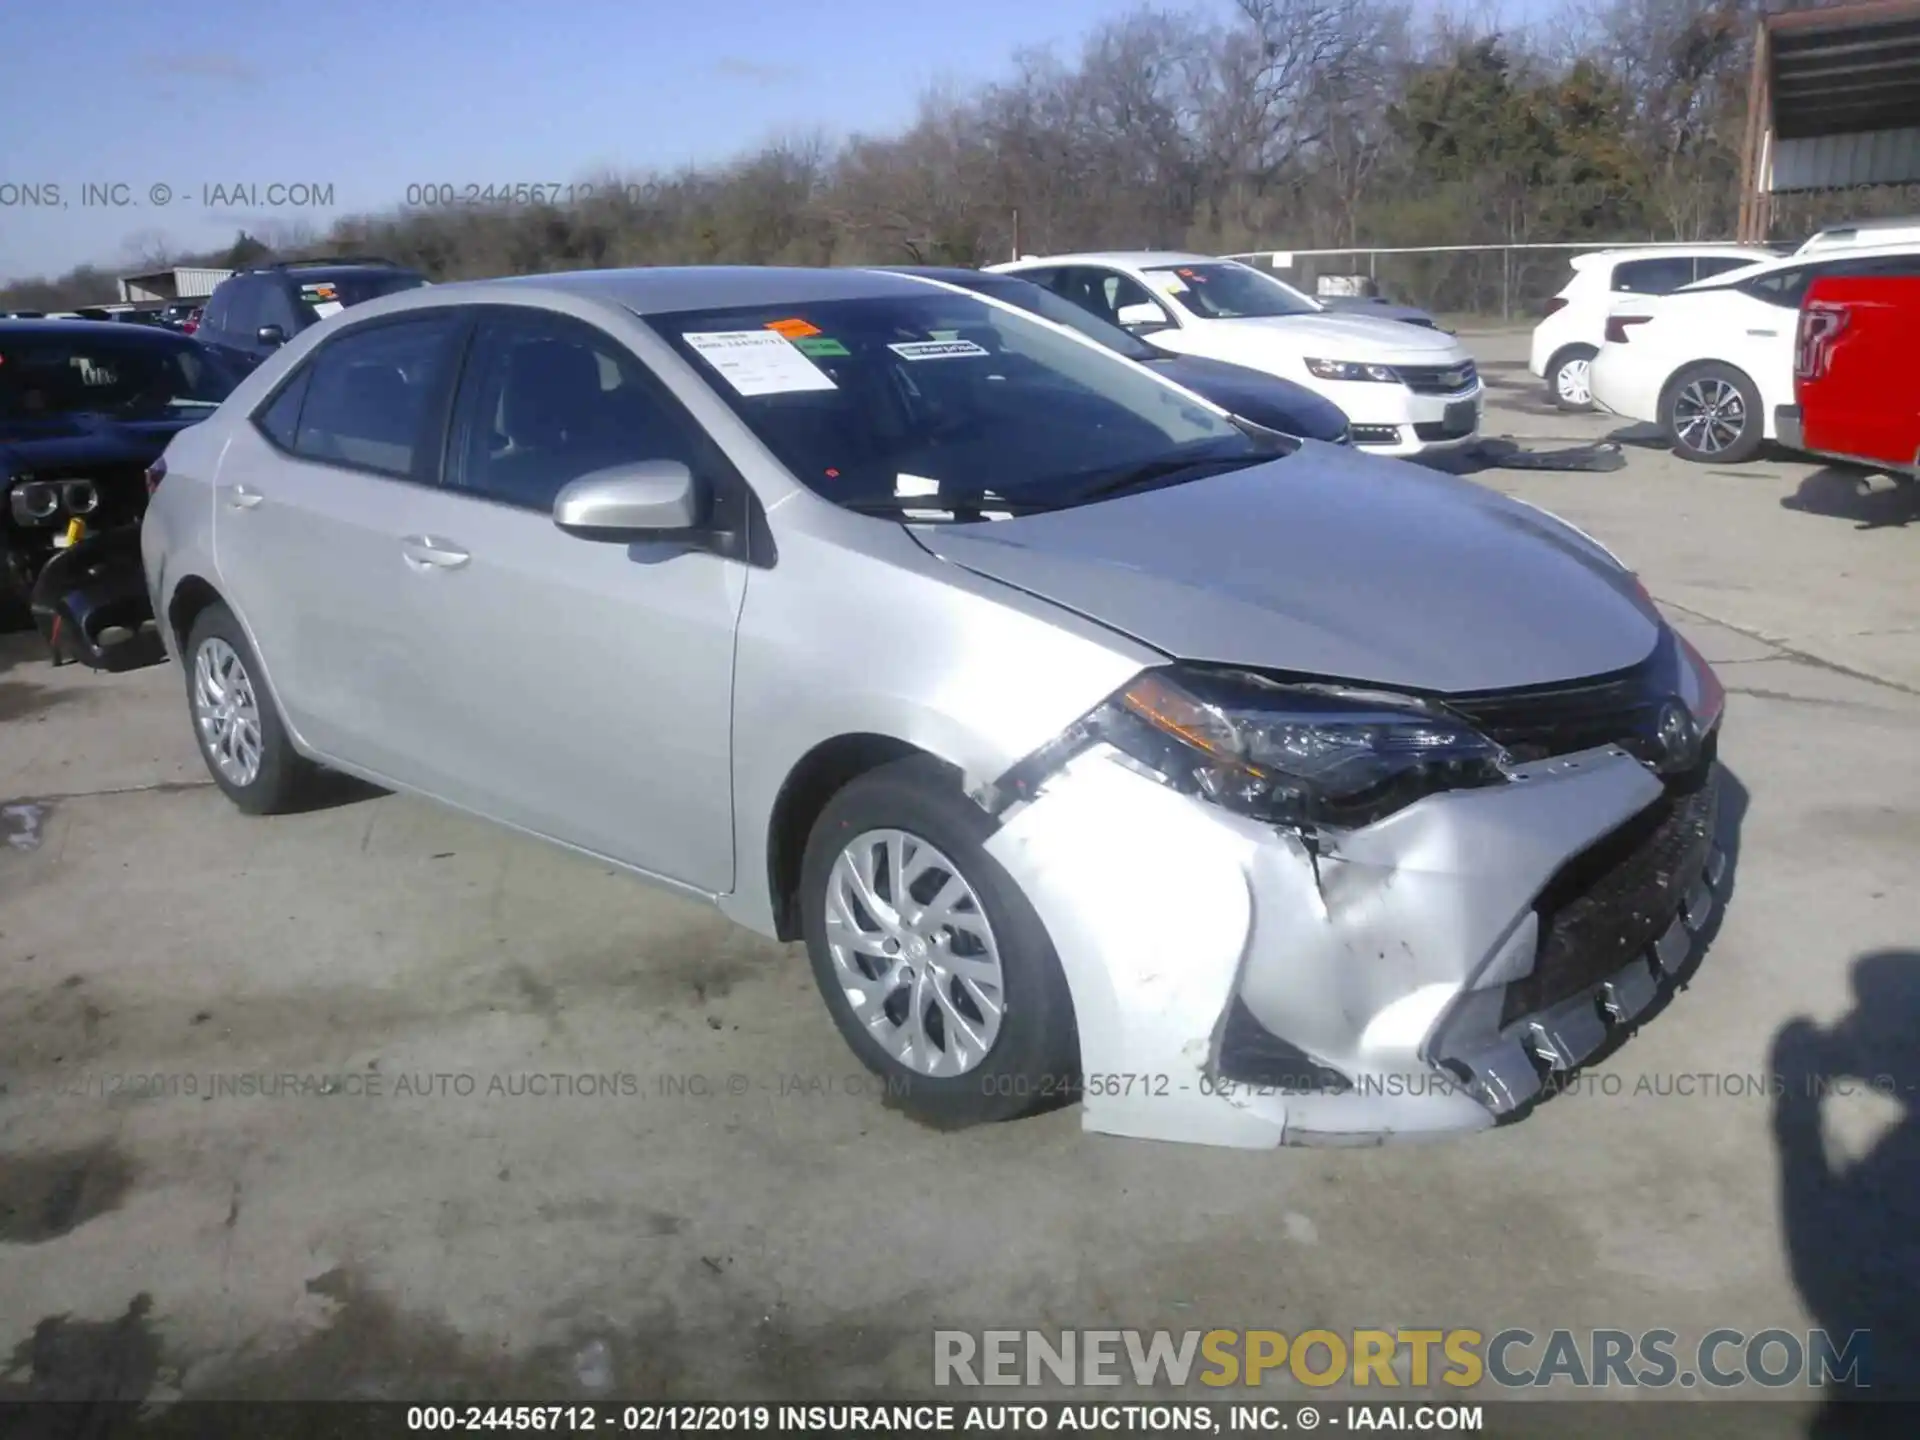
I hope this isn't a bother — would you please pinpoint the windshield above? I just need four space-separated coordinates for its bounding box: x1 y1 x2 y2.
652 291 1275 518
961 278 1160 361
1149 263 1322 320
293 272 426 322
0 333 235 421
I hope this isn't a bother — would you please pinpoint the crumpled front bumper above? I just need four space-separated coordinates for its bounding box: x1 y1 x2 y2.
982 741 1725 1148
29 525 166 672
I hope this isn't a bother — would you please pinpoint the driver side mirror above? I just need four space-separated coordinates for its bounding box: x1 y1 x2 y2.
256 325 286 347
553 460 711 542
1115 302 1172 334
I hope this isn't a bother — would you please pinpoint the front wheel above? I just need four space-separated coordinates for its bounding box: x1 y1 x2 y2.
1547 346 1597 411
798 756 1078 1127
1662 364 1765 464
184 603 317 814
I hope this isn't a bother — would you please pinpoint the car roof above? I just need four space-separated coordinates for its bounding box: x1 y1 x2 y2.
1569 245 1771 270
992 250 1220 270
1677 238 1920 288
874 265 1003 283
0 318 197 340
354 265 941 317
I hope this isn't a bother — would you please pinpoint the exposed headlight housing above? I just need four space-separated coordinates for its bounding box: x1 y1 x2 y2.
1305 358 1399 383
984 666 1512 831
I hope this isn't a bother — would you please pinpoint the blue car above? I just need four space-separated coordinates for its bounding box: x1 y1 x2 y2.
877 266 1352 444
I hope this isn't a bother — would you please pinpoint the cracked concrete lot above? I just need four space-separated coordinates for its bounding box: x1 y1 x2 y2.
1 328 1916 1428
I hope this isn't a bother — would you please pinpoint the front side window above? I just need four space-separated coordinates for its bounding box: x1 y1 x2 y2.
652 290 1277 518
970 278 1159 360
0 333 235 421
450 313 708 512
290 314 463 479
1147 262 1321 319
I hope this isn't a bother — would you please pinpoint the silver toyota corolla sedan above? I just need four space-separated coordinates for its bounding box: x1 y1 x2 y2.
141 266 1729 1148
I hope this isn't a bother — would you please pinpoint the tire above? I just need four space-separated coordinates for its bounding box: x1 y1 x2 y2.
798 754 1078 1127
1546 346 1597 412
183 602 316 814
1662 363 1765 465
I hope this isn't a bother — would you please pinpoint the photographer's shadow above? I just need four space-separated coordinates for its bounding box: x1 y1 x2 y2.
1771 949 1920 1430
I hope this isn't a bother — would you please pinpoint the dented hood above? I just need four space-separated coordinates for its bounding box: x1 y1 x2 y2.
911 446 1662 694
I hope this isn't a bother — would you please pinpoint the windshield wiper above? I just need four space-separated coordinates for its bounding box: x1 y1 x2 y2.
1067 449 1275 505
841 495 1060 520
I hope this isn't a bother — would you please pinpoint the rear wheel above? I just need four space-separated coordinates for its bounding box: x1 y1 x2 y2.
1662 363 1765 464
1547 346 1597 411
184 603 316 814
799 755 1078 1127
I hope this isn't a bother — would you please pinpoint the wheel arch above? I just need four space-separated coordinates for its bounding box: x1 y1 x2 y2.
166 573 226 656
1658 357 1760 417
764 733 958 941
1545 341 1598 378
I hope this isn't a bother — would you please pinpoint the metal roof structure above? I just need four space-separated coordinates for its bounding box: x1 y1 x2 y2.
1737 0 1920 240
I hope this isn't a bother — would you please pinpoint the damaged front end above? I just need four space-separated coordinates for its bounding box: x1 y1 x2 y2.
977 629 1728 1148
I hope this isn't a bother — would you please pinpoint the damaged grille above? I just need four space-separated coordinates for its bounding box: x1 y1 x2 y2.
1500 766 1718 1027
1445 633 1676 766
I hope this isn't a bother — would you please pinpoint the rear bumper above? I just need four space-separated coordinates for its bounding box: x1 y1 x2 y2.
29 526 166 672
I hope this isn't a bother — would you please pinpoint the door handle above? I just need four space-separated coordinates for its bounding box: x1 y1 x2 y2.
1748 329 1778 337
222 484 264 510
400 535 471 571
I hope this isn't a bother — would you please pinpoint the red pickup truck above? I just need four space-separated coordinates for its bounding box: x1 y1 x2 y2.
1784 274 1920 476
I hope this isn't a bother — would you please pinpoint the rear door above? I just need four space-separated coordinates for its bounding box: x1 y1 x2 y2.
212 309 471 777
1798 273 1920 472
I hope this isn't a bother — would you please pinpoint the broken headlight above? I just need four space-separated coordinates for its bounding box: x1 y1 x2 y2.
995 667 1512 830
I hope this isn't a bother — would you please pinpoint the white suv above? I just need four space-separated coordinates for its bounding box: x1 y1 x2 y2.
987 252 1484 457
1586 242 1920 464
1529 247 1772 411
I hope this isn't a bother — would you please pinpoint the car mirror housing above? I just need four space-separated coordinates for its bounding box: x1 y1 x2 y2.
552 460 709 541
1116 303 1172 333
257 325 287 347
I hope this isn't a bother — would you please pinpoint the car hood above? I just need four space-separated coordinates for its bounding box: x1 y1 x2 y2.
911 447 1661 694
0 412 205 473
1147 354 1350 441
1199 311 1466 361
1319 297 1441 328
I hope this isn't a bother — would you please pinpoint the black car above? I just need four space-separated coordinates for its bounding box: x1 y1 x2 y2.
0 320 237 667
195 257 428 374
876 266 1352 444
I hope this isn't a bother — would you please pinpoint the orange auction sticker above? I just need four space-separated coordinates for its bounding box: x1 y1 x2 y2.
766 317 821 338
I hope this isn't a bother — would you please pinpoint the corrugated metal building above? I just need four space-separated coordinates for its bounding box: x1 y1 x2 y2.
1738 0 1920 241
117 266 234 304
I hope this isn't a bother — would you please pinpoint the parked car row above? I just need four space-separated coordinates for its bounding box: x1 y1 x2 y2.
1530 222 1920 471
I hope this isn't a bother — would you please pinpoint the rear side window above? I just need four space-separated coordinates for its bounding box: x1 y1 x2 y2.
1827 253 1920 279
1693 257 1754 282
1741 266 1817 308
291 314 464 479
1611 258 1696 294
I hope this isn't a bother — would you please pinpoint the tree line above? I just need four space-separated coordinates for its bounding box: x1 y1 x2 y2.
7 0 1912 315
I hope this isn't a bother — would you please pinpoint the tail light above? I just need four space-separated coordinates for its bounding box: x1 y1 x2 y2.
145 457 167 494
1543 296 1569 317
1796 302 1849 380
1605 315 1651 344
182 318 199 334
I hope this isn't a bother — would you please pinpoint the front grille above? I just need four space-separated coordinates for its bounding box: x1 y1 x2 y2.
1396 360 1478 395
1445 633 1676 766
1501 768 1718 1027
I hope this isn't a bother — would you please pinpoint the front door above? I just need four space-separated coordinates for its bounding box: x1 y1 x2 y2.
388 307 747 890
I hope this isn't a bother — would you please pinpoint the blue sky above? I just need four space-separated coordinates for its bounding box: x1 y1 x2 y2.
0 0 1553 284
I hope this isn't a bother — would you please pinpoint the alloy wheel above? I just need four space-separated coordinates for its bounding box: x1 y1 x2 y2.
1555 357 1592 406
823 828 1006 1077
192 637 264 787
1672 377 1748 455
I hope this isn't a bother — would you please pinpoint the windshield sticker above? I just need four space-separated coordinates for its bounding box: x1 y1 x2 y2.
792 335 849 357
309 300 345 319
300 284 338 302
929 329 961 341
888 339 989 361
766 317 821 339
1154 275 1187 293
682 329 838 396
894 473 941 498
